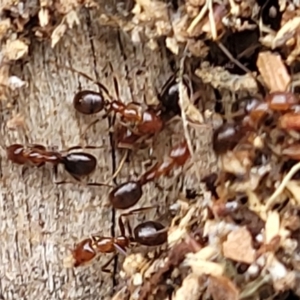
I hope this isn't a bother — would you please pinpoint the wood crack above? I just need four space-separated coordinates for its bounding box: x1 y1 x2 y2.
84 9 119 291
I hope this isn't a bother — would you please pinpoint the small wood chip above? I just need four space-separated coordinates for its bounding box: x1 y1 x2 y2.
51 23 67 48
4 39 29 61
223 226 256 264
207 275 239 300
257 51 291 92
174 273 203 300
265 211 280 244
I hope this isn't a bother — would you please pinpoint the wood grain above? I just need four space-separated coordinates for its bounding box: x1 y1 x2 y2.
0 8 215 300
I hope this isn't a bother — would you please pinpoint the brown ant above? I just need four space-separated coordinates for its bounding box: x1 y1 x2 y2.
213 92 300 154
233 92 300 128
6 143 97 181
101 140 191 209
54 63 164 138
56 140 190 209
69 207 168 268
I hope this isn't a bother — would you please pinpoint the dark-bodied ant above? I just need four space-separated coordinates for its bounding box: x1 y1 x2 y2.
106 140 191 209
158 72 192 118
56 140 190 209
54 63 164 138
233 92 300 129
213 92 300 154
212 123 251 155
68 207 168 268
6 143 97 181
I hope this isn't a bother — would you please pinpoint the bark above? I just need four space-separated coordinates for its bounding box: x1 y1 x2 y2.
0 7 214 300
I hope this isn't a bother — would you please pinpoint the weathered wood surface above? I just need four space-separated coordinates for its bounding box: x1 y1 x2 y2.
0 7 215 300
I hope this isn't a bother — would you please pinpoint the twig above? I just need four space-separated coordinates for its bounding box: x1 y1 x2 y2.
178 48 200 181
105 150 128 184
265 161 300 209
217 42 253 75
208 0 217 40
187 2 208 35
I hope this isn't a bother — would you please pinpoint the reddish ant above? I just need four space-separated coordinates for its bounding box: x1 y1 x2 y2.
68 207 168 268
234 92 300 128
54 63 164 139
6 143 98 181
56 140 190 209
103 140 191 209
213 92 300 154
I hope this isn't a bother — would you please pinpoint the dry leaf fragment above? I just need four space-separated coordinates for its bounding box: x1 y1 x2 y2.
179 85 204 124
272 16 300 49
223 226 256 264
174 273 203 300
207 275 239 300
38 8 50 27
7 76 27 90
188 259 224 277
0 19 11 40
221 150 252 176
266 253 295 292
51 23 67 48
66 10 80 29
265 211 280 244
166 37 179 55
286 180 300 205
257 51 291 92
4 39 28 61
195 65 258 92
201 4 227 38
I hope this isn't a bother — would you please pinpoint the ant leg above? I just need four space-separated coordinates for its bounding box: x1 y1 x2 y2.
80 113 110 141
53 165 59 182
21 166 29 177
100 255 116 273
62 144 105 152
86 182 115 188
114 244 127 256
55 180 78 185
80 118 101 141
36 162 45 168
120 206 159 218
118 206 159 236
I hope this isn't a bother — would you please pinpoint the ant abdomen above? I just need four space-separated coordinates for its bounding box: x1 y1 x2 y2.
109 181 143 209
73 90 105 115
134 221 167 246
62 152 97 179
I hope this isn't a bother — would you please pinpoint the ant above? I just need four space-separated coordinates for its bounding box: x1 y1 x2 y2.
105 140 191 209
233 92 299 128
6 143 98 181
68 206 168 268
56 140 190 208
213 92 300 154
54 63 164 139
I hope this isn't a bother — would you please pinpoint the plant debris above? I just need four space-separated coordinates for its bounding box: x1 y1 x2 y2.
4 0 300 300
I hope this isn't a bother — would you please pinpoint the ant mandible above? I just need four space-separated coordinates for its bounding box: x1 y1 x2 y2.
68 206 168 268
6 144 98 181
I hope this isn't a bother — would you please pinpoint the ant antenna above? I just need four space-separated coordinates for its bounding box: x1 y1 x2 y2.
48 60 113 100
